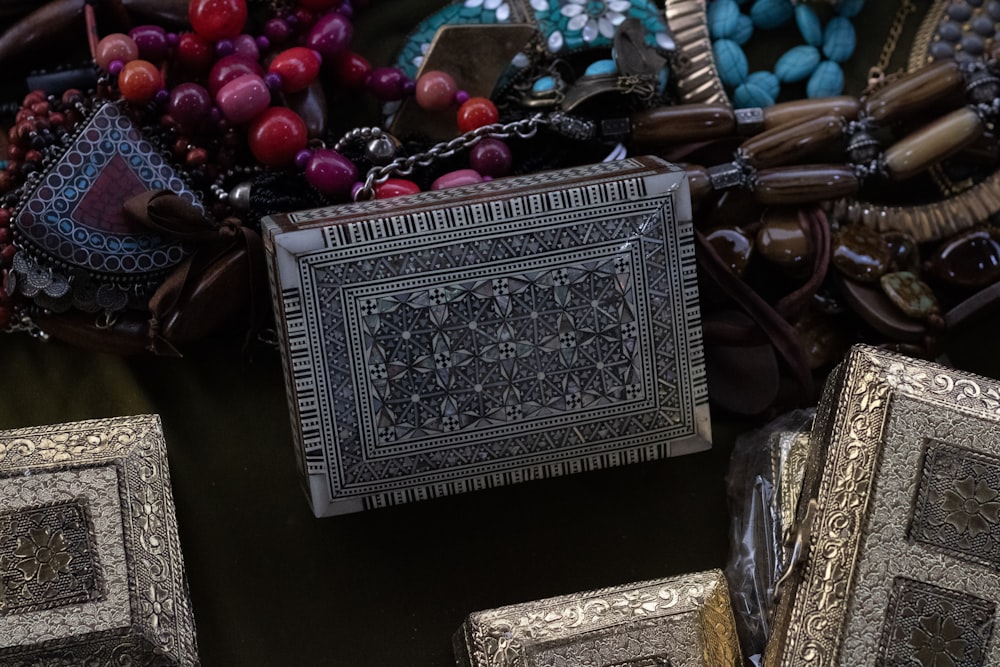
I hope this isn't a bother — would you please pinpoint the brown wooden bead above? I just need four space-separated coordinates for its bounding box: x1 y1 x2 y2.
753 164 859 205
863 60 964 125
705 226 753 277
679 163 711 203
763 96 860 130
884 107 984 181
630 103 736 145
756 208 813 268
741 114 844 168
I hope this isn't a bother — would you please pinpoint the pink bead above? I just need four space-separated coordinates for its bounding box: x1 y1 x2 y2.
375 178 421 199
96 33 139 72
431 169 483 190
208 54 263 97
268 47 322 93
215 73 271 124
232 34 259 60
469 138 512 177
306 12 352 59
415 70 457 111
304 148 358 198
367 67 408 101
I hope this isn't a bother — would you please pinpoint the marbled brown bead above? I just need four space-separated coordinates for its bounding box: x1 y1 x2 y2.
928 227 1000 289
884 107 985 181
832 224 890 283
880 271 940 319
863 60 964 124
763 96 860 130
741 114 844 168
753 165 859 205
630 104 736 145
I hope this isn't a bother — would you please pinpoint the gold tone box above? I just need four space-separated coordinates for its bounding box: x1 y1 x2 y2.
768 345 1000 666
454 570 742 666
0 416 199 666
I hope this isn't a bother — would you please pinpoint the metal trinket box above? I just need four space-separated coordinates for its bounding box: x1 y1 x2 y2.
0 415 199 666
453 569 742 666
768 345 1000 666
263 156 710 517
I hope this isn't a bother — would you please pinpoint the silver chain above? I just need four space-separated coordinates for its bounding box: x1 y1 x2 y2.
353 114 548 201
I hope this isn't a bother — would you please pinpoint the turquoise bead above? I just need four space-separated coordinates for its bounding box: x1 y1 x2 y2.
750 0 793 30
584 59 617 76
732 14 754 45
795 4 822 46
747 70 780 100
775 44 820 82
713 39 749 86
532 75 556 94
708 0 742 39
823 17 856 63
806 60 844 98
837 0 865 18
734 82 774 107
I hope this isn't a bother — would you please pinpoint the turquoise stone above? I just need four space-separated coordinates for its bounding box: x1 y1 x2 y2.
795 4 822 46
708 0 742 39
822 17 856 63
747 70 779 100
750 0 794 30
837 0 865 18
733 81 774 107
584 59 617 76
880 271 939 320
732 14 754 45
713 39 749 87
532 75 557 93
806 60 844 97
775 44 821 83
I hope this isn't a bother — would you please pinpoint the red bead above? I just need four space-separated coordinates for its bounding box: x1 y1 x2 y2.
415 70 457 111
0 244 16 266
456 97 498 133
186 147 209 166
176 32 214 71
333 51 370 89
208 54 263 96
96 33 139 72
269 47 322 94
248 107 308 166
0 208 10 225
0 228 9 244
374 178 421 199
23 91 45 106
189 0 247 41
118 60 162 104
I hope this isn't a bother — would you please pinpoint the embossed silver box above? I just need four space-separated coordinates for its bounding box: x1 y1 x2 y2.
263 156 710 517
453 569 742 666
767 346 1000 666
0 415 199 666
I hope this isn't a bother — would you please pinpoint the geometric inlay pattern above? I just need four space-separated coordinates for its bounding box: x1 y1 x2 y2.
12 102 192 276
877 577 996 667
0 500 103 616
911 440 1000 570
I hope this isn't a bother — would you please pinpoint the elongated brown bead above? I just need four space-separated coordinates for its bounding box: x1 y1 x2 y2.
631 103 736 145
884 107 984 181
863 60 964 124
754 165 859 205
678 163 711 202
763 96 860 130
741 114 844 168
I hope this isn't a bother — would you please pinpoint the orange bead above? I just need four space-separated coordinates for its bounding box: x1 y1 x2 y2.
456 97 498 133
118 60 162 103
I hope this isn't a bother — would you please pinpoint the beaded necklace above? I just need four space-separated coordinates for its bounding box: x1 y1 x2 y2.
707 0 864 108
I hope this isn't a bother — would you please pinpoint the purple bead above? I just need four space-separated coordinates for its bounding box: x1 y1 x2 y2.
232 34 259 60
215 39 235 57
454 90 470 104
215 73 271 124
469 138 512 177
166 32 179 47
109 60 124 75
255 35 270 50
339 1 355 18
306 12 353 58
169 82 212 127
305 149 359 198
264 72 283 92
403 79 416 95
284 13 299 28
155 89 169 105
431 169 484 190
367 67 408 101
294 148 313 169
265 18 292 44
130 25 169 61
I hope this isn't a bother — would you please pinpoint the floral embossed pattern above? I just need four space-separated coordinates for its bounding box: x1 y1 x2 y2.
911 440 1000 569
0 501 103 616
877 577 995 667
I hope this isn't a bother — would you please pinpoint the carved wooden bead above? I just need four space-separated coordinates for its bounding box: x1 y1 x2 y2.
753 164 859 205
863 60 964 125
763 96 859 130
631 104 736 145
741 114 843 168
884 107 984 181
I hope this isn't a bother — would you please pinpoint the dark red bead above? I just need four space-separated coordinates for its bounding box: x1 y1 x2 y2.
1 244 16 265
169 83 212 127
248 107 308 166
208 54 263 97
189 0 247 41
333 51 370 89
130 25 169 62
469 138 512 177
268 47 322 93
375 178 421 199
367 67 408 101
307 12 352 58
176 32 214 71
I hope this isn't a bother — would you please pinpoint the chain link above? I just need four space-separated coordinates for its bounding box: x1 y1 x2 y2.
866 0 916 93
